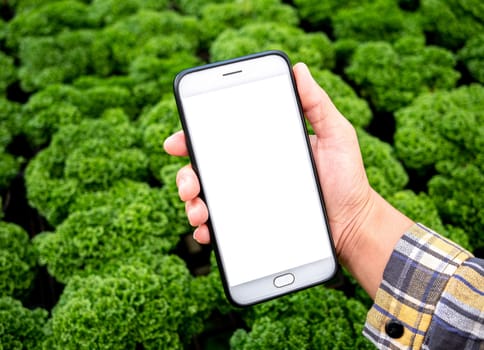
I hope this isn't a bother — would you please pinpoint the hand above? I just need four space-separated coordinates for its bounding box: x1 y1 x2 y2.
164 63 412 298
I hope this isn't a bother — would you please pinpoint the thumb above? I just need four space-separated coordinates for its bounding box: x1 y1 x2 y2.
293 63 346 139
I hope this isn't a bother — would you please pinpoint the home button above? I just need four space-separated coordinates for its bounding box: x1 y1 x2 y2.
273 273 295 288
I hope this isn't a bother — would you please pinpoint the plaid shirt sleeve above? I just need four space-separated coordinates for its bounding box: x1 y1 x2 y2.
363 223 484 349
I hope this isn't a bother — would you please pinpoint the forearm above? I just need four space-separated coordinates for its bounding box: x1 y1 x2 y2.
339 189 414 299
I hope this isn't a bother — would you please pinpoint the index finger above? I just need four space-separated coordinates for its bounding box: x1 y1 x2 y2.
163 130 188 156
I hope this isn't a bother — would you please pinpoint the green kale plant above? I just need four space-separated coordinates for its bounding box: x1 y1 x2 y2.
137 96 187 181
191 253 236 319
0 19 5 41
33 179 187 282
357 129 408 199
346 36 460 112
389 190 472 251
1 1 482 349
173 0 228 15
292 0 369 28
428 160 483 250
231 286 374 349
210 22 334 70
88 0 170 25
458 34 484 84
6 0 96 50
0 52 17 94
332 0 422 43
5 0 62 14
128 52 202 101
394 85 483 171
419 0 484 49
21 83 138 147
90 10 200 76
198 0 298 46
21 84 85 147
43 255 207 349
310 69 373 128
0 99 22 190
395 85 483 249
17 30 95 92
25 109 149 225
0 152 20 192
0 222 37 298
0 296 48 350
332 38 360 69
159 162 192 239
50 28 200 108
0 98 22 149
147 100 213 239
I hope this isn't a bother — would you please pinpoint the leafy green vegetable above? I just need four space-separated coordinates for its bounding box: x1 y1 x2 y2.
419 0 484 49
0 52 17 94
231 286 374 349
88 0 170 25
292 0 367 27
172 0 228 15
1 1 482 348
458 34 484 84
0 153 20 191
346 36 460 112
394 85 483 171
210 22 334 70
357 129 408 199
128 52 202 102
21 83 139 147
137 96 187 181
0 222 37 298
6 1 95 49
44 255 207 349
91 10 200 76
428 160 483 250
33 179 185 282
332 0 422 43
311 70 373 128
17 30 94 92
25 109 149 224
389 190 472 251
395 85 483 250
0 296 48 350
199 0 298 45
0 98 22 149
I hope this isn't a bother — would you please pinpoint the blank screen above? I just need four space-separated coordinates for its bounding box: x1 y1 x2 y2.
182 72 332 287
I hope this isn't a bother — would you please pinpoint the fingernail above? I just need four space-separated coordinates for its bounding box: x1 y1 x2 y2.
193 228 201 243
178 180 186 198
163 134 173 148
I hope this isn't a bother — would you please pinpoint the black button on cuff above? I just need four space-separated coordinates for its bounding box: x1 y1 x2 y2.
385 320 404 339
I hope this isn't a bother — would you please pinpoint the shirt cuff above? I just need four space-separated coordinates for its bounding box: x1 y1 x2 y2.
362 223 473 349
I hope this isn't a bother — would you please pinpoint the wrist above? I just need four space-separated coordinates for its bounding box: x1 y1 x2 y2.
339 189 414 299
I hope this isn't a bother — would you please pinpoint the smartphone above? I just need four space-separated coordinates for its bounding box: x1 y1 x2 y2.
174 50 337 306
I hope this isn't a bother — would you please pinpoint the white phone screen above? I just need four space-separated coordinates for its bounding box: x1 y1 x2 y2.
179 56 333 289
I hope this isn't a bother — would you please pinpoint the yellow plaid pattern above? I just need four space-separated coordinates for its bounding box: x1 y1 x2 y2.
363 224 483 349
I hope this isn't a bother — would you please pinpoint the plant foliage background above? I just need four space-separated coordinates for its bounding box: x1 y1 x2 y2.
0 0 482 349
